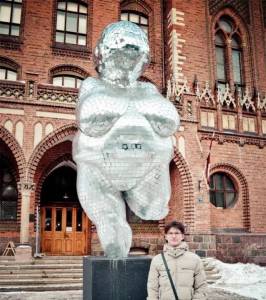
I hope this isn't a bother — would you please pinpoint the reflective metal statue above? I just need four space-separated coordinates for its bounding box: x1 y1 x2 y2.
73 21 180 258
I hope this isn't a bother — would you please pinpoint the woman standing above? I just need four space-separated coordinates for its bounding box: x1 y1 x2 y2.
147 221 207 300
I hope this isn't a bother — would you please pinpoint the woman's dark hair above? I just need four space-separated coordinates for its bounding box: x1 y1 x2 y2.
164 221 185 234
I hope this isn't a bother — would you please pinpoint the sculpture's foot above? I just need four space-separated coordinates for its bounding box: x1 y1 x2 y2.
105 243 127 258
97 218 132 258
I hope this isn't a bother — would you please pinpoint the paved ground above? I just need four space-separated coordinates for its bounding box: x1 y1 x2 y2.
0 291 82 300
0 287 257 300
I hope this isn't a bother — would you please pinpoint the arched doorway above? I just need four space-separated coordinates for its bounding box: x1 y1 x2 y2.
40 166 90 255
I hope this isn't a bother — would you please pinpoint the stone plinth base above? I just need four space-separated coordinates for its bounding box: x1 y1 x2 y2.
83 256 152 300
15 245 32 262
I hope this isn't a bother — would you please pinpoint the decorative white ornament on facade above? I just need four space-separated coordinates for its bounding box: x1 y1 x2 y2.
15 121 24 147
257 92 266 112
167 8 186 84
178 136 185 158
34 122 42 148
197 81 215 105
166 76 190 103
4 120 13 133
239 87 255 112
217 84 236 108
45 123 54 136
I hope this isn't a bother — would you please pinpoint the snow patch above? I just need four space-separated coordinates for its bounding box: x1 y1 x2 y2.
205 258 266 300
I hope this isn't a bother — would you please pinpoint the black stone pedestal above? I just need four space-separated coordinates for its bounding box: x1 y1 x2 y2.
83 256 152 300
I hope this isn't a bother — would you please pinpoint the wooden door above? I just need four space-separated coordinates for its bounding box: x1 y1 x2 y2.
41 207 90 255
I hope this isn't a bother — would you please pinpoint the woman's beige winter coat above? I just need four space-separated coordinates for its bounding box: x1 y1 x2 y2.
147 242 207 300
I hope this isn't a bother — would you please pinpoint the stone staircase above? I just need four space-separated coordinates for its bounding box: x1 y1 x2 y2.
202 258 222 284
0 256 221 292
0 256 83 292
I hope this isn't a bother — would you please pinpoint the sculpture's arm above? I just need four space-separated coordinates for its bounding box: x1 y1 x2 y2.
78 77 99 103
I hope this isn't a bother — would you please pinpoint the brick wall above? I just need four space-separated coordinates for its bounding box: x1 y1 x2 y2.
216 234 266 265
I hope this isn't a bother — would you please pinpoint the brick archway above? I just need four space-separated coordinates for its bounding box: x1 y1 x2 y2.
27 123 77 182
0 125 26 181
171 149 195 232
210 162 250 231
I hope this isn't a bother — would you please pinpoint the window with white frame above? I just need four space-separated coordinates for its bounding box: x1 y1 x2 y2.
0 67 17 80
200 111 215 128
222 114 236 130
262 119 266 135
52 74 83 88
242 116 255 133
55 1 87 46
121 11 148 35
0 0 22 37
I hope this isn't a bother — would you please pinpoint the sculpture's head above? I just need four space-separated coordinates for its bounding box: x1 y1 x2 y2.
94 21 150 87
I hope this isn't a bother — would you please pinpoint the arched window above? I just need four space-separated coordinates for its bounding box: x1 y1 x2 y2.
0 67 17 80
50 65 87 88
55 1 88 46
52 74 82 88
121 11 148 35
215 16 244 92
209 172 237 208
0 0 22 37
0 156 18 220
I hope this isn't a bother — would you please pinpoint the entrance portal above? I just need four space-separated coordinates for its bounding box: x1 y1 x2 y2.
40 166 90 255
41 206 88 255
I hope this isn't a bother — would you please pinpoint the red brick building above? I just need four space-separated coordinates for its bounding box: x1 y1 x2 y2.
0 0 266 264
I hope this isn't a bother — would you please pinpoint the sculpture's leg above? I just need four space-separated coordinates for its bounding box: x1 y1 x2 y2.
125 165 170 220
76 164 132 258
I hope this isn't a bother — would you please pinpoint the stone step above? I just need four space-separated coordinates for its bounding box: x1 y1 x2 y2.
0 268 82 274
0 264 82 270
40 256 83 259
206 279 217 284
0 259 82 265
0 278 82 285
204 265 216 271
0 273 82 279
0 256 15 261
205 268 219 275
0 283 82 292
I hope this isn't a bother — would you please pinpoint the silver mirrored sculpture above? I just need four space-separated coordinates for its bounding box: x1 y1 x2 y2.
73 21 180 258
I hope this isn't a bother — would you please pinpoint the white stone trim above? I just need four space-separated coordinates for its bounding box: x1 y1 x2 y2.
0 108 24 115
36 111 76 120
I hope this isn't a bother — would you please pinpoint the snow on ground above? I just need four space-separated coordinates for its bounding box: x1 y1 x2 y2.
206 258 266 300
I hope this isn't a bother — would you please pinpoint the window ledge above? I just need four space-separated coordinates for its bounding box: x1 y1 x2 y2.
242 131 257 136
201 126 216 130
52 42 91 59
0 35 22 50
223 129 237 134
